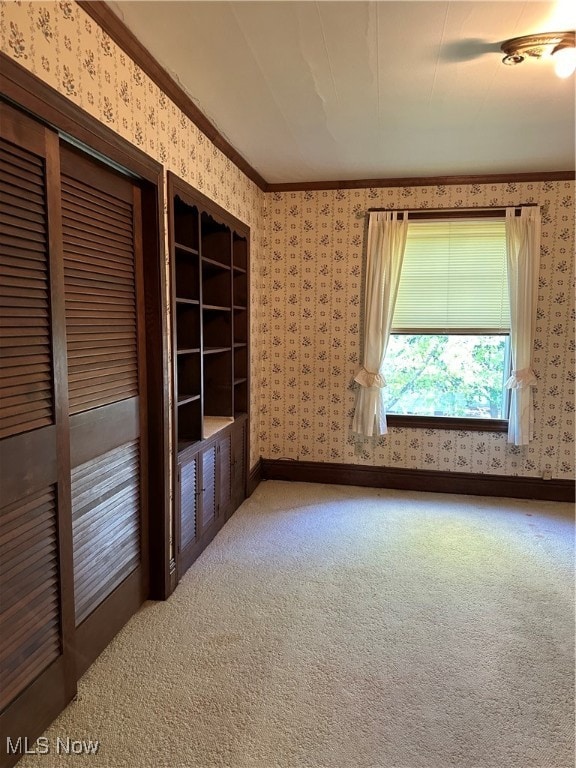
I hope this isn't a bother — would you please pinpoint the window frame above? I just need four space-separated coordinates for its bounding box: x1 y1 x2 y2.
385 209 511 433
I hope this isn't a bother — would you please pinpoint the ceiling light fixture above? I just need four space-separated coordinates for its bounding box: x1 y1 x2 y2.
501 30 576 78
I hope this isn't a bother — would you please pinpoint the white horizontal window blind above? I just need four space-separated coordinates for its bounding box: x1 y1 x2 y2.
393 218 510 332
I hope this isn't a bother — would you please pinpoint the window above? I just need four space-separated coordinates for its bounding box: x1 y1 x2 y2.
382 215 510 427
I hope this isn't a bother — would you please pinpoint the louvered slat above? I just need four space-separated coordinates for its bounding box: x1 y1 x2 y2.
1 208 46 230
0 138 53 440
0 349 51 366
180 459 197 548
1 594 58 651
1 602 59 664
0 486 60 711
2 195 45 218
69 357 137 375
62 175 133 219
71 441 141 626
61 174 138 415
0 169 45 200
61 198 132 231
69 385 137 412
64 261 136 284
1 640 60 706
1 537 56 580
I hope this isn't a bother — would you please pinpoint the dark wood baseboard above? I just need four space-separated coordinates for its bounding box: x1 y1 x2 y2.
248 459 262 496
261 459 575 503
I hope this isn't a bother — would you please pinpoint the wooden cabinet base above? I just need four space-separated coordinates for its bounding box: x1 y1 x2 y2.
176 415 247 581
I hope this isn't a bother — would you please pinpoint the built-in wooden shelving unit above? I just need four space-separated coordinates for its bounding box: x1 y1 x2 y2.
168 173 250 578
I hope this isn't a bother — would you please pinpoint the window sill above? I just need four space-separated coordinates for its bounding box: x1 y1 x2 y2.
386 415 508 432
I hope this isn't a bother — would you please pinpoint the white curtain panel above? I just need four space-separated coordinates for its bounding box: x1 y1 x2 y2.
352 211 408 437
505 207 541 445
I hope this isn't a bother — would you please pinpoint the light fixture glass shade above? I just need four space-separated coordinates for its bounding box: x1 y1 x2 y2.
500 32 576 76
553 46 576 78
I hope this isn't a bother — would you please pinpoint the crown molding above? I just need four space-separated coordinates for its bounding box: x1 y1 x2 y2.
77 0 268 192
266 170 575 193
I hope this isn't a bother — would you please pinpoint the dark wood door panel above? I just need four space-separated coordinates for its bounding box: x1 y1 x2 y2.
0 487 60 711
0 136 52 441
0 104 76 763
61 148 138 417
0 427 57 508
60 144 147 669
71 440 141 626
69 397 139 469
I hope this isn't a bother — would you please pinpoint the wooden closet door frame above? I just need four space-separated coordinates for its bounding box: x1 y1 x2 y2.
0 53 173 600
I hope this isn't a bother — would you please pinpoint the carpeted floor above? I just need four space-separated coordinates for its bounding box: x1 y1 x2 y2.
18 481 575 768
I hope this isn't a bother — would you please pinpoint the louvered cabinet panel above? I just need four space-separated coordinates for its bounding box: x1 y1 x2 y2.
71 441 141 626
218 433 232 519
0 138 52 439
179 457 198 550
201 445 217 530
61 171 138 415
0 486 60 711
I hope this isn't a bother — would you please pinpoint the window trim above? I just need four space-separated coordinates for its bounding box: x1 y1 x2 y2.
387 414 509 432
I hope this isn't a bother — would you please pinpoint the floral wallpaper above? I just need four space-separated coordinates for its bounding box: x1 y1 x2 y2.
261 182 575 479
1 1 574 483
0 0 267 474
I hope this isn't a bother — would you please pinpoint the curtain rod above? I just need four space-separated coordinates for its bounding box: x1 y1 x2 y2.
358 203 537 219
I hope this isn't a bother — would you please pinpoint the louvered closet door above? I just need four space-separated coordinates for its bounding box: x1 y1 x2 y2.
60 146 147 675
0 104 76 754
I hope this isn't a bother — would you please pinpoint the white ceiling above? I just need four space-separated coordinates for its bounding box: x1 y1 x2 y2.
109 1 576 184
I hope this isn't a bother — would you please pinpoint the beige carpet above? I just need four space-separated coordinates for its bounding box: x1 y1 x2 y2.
19 481 574 768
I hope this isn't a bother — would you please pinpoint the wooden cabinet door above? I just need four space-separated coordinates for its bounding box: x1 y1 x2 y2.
0 104 76 758
176 452 200 578
200 444 217 531
60 145 147 675
179 456 199 552
175 420 249 581
216 431 233 520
